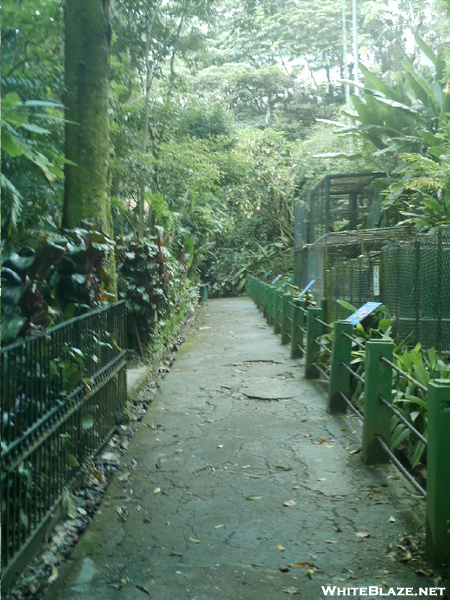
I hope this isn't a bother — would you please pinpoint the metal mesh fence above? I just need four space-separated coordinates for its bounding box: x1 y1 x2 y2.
297 226 450 354
294 173 385 248
1 302 127 574
382 226 450 354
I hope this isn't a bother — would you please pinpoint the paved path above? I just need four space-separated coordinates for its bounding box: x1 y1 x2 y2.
50 298 434 599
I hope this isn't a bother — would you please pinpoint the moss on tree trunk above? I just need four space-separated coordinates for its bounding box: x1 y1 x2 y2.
63 0 116 296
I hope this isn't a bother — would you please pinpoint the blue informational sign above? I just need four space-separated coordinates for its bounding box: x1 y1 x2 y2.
298 279 315 297
271 274 282 285
280 276 293 288
346 302 382 326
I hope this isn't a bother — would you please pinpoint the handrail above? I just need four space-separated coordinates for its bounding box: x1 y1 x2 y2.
340 360 365 384
379 395 427 446
341 331 365 349
379 356 428 394
315 364 331 381
314 316 333 330
376 437 426 497
338 391 363 420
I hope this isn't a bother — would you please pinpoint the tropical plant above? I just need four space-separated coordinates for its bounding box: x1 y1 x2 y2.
1 226 114 345
316 300 450 470
1 92 67 239
333 35 450 230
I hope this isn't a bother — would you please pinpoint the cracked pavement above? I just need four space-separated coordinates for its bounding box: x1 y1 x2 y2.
48 297 436 599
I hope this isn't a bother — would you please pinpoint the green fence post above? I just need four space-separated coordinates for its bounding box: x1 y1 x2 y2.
291 299 305 358
246 274 253 299
274 290 283 334
426 379 450 564
328 321 353 414
258 280 264 311
281 294 292 344
362 340 393 465
267 284 275 325
263 284 270 319
305 307 323 378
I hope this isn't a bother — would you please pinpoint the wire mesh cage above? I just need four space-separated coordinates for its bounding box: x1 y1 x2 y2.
294 172 386 250
382 226 450 354
299 228 411 318
296 226 450 354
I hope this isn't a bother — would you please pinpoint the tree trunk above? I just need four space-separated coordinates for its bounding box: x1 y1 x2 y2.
63 0 116 296
139 7 159 239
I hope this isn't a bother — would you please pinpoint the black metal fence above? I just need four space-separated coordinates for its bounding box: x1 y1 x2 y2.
1 301 127 578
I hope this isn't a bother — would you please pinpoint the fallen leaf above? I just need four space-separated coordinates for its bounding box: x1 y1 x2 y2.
198 326 210 330
217 444 224 448
283 587 299 595
295 562 310 568
349 448 361 455
189 537 200 544
355 531 370 538
153 487 161 495
214 524 224 529
316 438 327 444
325 540 338 544
279 565 290 573
241 465 251 469
93 467 105 482
399 552 412 563
306 568 315 578
101 452 119 463
246 495 262 501
415 568 433 576
389 516 396 523
48 566 59 584
284 500 297 507
136 584 152 595
277 545 285 551
318 478 327 482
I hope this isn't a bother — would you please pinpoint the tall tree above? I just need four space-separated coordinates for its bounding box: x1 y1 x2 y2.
63 0 116 294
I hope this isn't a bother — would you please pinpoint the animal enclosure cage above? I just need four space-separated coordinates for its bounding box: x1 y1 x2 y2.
295 225 450 354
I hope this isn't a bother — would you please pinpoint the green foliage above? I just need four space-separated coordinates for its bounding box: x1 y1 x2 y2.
336 36 450 230
1 92 67 239
115 234 195 353
316 304 450 469
1 226 114 345
181 102 233 140
2 0 66 243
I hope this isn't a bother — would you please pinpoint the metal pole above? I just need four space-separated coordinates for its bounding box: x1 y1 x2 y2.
352 0 359 95
342 0 350 107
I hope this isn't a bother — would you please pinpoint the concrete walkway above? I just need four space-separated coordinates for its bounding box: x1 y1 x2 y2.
49 298 435 599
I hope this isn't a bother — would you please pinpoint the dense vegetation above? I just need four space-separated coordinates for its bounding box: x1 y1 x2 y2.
2 0 449 350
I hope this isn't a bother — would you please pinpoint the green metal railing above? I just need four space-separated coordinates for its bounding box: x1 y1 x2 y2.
247 274 450 564
1 301 127 584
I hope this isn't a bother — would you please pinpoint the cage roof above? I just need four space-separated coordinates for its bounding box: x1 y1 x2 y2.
311 172 385 196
